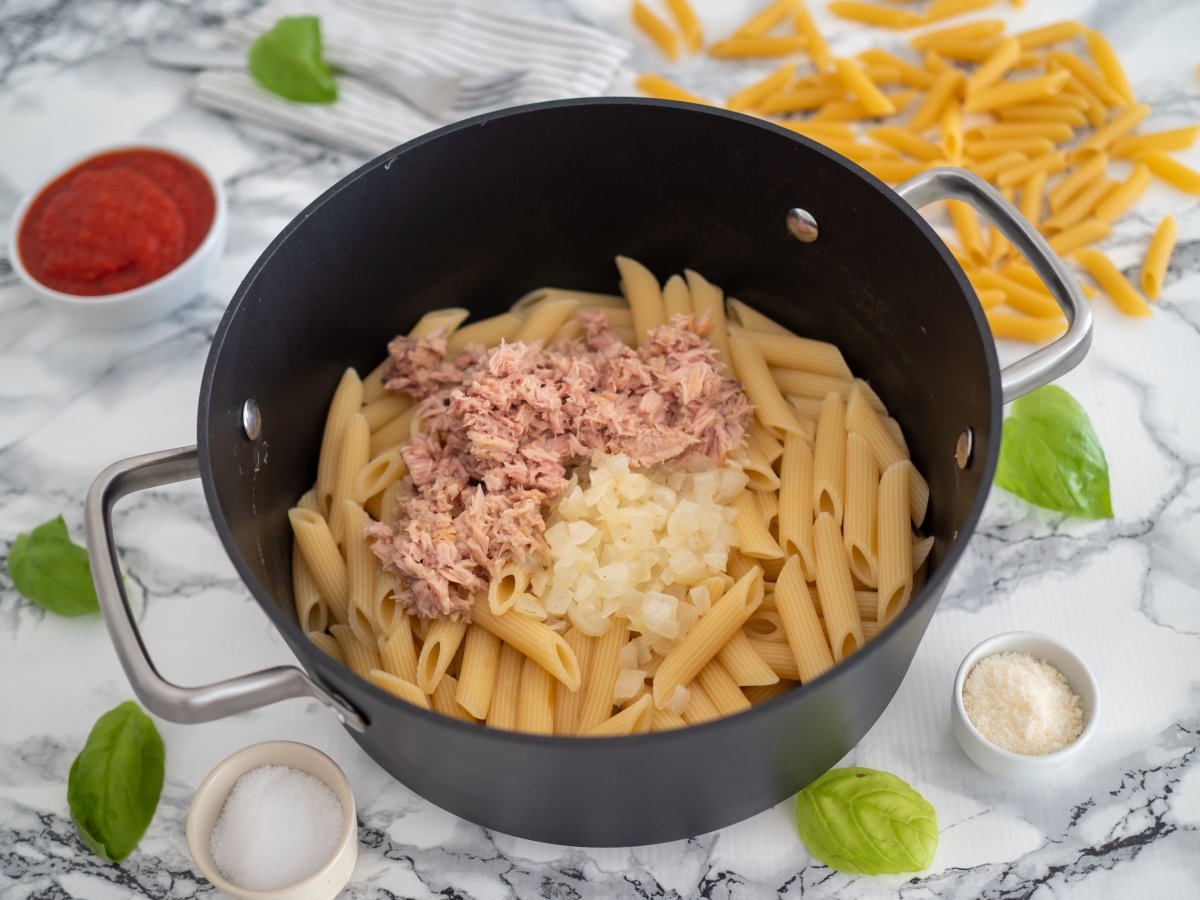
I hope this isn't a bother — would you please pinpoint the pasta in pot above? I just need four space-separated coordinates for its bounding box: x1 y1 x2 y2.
290 258 933 735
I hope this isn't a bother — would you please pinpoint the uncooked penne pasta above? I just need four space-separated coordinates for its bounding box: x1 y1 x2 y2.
696 659 752 715
1094 164 1150 224
1142 214 1177 300
577 620 626 731
774 556 835 683
1047 219 1111 256
794 2 831 71
1072 105 1150 161
456 625 502 720
965 70 1072 113
828 1 921 30
778 433 816 580
995 150 1068 187
908 68 964 132
636 73 708 106
315 368 363 515
289 508 349 624
729 332 808 438
331 624 381 680
812 392 847 525
632 0 679 61
686 269 731 363
587 693 654 736
1074 249 1152 317
709 36 808 59
717 629 780 687
1137 151 1200 195
986 311 1069 342
1084 29 1134 104
834 58 895 117
728 63 797 111
516 655 555 734
1110 126 1200 158
877 462 914 623
1014 19 1083 50
665 0 703 53
924 0 994 22
965 37 1020 97
369 670 430 710
1048 52 1125 108
859 50 933 90
1042 177 1117 232
733 0 796 37
868 125 943 160
417 617 468 694
843 432 879 588
940 99 964 164
486 643 524 730
948 200 986 265
653 567 764 709
814 513 863 663
469 602 582 691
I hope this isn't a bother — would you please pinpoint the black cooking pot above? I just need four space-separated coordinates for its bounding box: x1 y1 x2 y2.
85 100 1090 846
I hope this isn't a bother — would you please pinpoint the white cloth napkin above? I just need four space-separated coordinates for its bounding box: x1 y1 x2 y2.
192 0 631 156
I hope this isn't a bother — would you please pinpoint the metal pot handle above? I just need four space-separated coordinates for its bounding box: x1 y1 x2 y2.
84 446 366 731
894 167 1093 403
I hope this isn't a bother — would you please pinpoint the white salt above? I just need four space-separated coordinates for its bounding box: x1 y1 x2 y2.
962 651 1085 756
210 764 344 890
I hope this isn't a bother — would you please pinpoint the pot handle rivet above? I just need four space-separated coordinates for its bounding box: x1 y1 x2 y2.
956 427 974 470
786 208 819 243
241 399 262 441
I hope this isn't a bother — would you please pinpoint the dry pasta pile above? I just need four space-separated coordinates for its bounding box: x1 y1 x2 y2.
632 0 1194 339
289 259 934 736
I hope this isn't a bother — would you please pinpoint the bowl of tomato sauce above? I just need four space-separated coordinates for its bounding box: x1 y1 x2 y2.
9 144 227 328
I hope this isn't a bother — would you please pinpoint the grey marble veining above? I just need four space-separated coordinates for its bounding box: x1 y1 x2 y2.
2 0 1199 897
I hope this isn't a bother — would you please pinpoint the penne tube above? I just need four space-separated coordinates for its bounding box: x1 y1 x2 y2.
515 297 579 344
1084 29 1135 105
577 621 627 731
966 137 1057 160
812 392 847 525
289 508 349 624
995 104 1088 126
1019 169 1047 229
814 513 863 662
315 369 363 515
1111 126 1200 159
1060 75 1108 130
470 601 582 691
845 384 927 526
733 491 785 559
965 37 1020 97
710 36 809 59
341 501 378 648
553 628 594 734
515 655 555 734
912 535 935 572
1141 214 1177 300
368 406 416 457
651 706 689 731
456 624 502 721
331 624 381 680
815 91 918 123
743 442 782 492
964 70 1072 113
948 200 986 265
661 274 692 320
1048 153 1109 212
908 69 965 132
408 308 469 340
1136 151 1200 195
665 0 703 53
843 432 879 588
868 126 943 160
744 680 797 705
1047 219 1111 256
911 20 1005 51
430 675 475 722
732 326 852 379
616 255 667 346
1072 105 1150 161
1074 249 1152 317
1094 164 1150 224
486 643 524 730
924 0 995 22
995 150 1069 187
968 151 1028 181
718 630 780 687
511 287 627 314
360 356 390 403
985 311 1069 342
632 0 680 61
686 268 731 363
680 681 722 724
747 638 802 681
833 58 895 117
1014 20 1084 50
779 433 816 580
794 2 831 71
733 0 798 37
730 332 809 438
828 1 922 29
728 298 798 336
635 73 708 106
369 670 430 710
360 391 412 432
940 99 964 164
1050 52 1126 109
653 567 764 709
328 415 370 544
446 312 522 353
416 617 467 694
747 418 785 466
969 268 1062 319
760 85 843 114
380 619 419 685
353 449 406 505
586 694 654 736
774 556 836 683
308 631 344 665
1042 177 1118 232
292 543 328 634
859 49 933 89
696 659 752 715
877 462 914 623
727 63 797 112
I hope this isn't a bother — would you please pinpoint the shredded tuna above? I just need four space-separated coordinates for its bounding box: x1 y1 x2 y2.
367 314 752 619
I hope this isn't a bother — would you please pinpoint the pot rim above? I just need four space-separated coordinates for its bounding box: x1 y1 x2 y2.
198 97 1002 743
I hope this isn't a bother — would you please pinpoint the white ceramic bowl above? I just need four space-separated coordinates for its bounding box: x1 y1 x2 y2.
185 741 357 900
951 631 1099 779
8 143 227 329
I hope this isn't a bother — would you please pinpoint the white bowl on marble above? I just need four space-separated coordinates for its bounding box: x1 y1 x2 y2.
8 143 227 329
185 740 357 900
951 631 1099 779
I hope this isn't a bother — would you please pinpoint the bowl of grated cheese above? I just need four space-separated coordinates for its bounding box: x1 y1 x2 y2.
951 632 1099 779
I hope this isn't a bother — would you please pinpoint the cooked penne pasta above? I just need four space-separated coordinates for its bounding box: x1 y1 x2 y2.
744 441 782 492
341 500 379 647
486 643 524 730
488 562 528 616
369 670 430 709
553 629 594 734
380 618 418 684
733 491 785 559
696 659 752 715
470 602 582 691
680 681 722 724
293 542 328 634
616 255 668 346
717 630 780 687
446 312 523 353
733 327 852 379
331 624 381 680
315 368 363 515
456 625 502 721
586 693 654 736
774 556 835 683
686 268 731 362
730 332 809 438
408 308 469 340
912 535 935 572
778 433 816 580
812 392 847 525
360 391 412 432
876 462 913 623
843 433 879 588
416 617 467 694
328 415 370 544
814 513 863 662
651 706 689 731
1141 214 1177 300
516 655 555 734
289 508 349 623
577 621 626 731
515 297 579 344
368 406 417 457
661 274 692 320
308 630 344 665
353 449 406 506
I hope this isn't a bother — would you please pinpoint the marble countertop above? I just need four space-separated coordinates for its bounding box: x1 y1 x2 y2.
2 0 1198 897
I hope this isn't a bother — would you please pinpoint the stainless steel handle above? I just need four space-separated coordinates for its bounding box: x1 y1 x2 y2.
84 446 366 731
894 167 1092 403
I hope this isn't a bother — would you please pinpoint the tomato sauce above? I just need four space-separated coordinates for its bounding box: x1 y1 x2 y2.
18 148 216 296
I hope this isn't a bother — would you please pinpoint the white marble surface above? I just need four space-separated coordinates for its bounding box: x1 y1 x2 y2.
2 0 1199 897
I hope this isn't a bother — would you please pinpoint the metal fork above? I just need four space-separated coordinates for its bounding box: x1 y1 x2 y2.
145 43 524 118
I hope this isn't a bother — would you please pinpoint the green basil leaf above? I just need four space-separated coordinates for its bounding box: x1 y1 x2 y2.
68 701 165 863
795 767 937 875
996 385 1113 519
247 16 338 104
8 515 100 616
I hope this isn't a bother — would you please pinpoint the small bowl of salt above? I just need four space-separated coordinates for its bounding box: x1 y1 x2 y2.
951 631 1100 779
186 741 357 899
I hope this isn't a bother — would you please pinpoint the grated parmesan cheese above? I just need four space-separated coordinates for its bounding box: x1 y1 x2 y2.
962 651 1084 756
